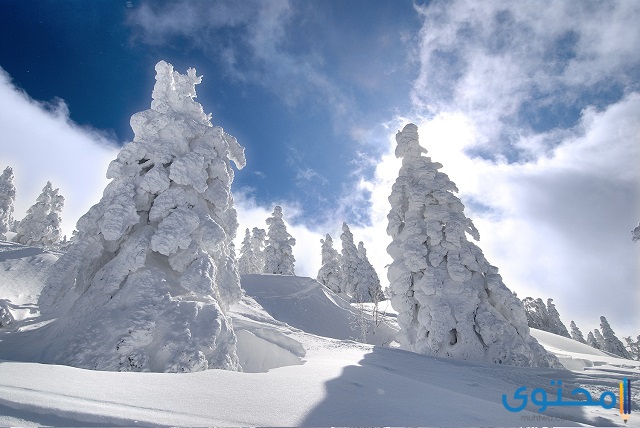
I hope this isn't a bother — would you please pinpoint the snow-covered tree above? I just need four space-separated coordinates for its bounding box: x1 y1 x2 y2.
238 228 257 275
587 331 601 349
263 206 295 275
599 316 631 359
593 329 606 349
0 166 16 240
317 234 341 294
0 300 13 328
632 223 640 242
386 123 558 368
522 297 547 330
570 321 587 344
546 299 570 338
340 223 362 296
14 181 64 249
352 241 384 304
39 61 245 372
624 335 640 361
251 227 266 273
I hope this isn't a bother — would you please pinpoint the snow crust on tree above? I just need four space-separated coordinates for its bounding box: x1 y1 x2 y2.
352 241 384 303
317 234 342 294
263 206 295 275
545 299 570 338
251 227 266 273
386 123 559 368
569 321 586 344
593 329 606 350
586 331 601 349
599 316 631 359
0 300 13 328
633 223 640 242
14 182 64 249
238 228 257 275
0 166 16 240
39 61 245 373
625 335 640 360
339 223 361 296
522 297 569 338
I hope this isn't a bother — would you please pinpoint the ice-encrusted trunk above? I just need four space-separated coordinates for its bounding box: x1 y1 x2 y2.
39 61 245 373
386 123 560 368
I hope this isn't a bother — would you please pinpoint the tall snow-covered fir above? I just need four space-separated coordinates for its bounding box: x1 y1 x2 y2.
317 233 342 294
570 321 587 344
238 228 257 275
353 241 384 303
14 181 64 249
38 61 245 373
263 206 296 275
599 316 631 359
386 123 558 368
251 227 266 273
0 166 16 239
340 223 361 296
545 299 570 338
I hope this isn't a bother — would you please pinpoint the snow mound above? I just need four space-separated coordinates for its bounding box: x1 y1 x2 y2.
240 274 398 346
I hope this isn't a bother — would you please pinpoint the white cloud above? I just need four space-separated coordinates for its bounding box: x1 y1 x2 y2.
0 67 119 238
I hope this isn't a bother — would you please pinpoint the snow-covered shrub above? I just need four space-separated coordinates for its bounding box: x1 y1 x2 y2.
599 316 631 359
570 321 586 344
0 166 16 240
14 181 64 249
39 61 245 373
386 123 559 368
263 206 296 275
317 234 341 293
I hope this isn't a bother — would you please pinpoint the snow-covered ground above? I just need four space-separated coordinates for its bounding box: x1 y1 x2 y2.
0 241 638 426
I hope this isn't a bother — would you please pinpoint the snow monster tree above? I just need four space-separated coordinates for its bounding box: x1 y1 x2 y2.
386 123 559 368
40 61 245 372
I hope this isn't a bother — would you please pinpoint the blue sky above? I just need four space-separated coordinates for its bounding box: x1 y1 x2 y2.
1 0 639 338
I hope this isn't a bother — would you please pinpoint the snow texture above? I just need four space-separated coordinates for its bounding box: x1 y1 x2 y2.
317 234 342 294
14 181 64 250
263 206 295 275
37 61 245 373
599 316 631 359
386 123 560 368
0 166 16 239
570 320 587 344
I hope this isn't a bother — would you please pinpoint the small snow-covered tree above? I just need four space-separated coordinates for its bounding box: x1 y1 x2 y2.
340 223 362 296
587 331 601 349
386 123 558 368
522 297 547 331
0 166 16 239
14 181 64 249
263 206 296 275
317 234 342 294
599 316 631 359
570 321 587 344
546 299 570 338
0 300 14 328
593 329 606 349
352 241 384 304
238 228 257 275
624 335 640 361
39 61 245 372
251 227 266 273
632 223 640 242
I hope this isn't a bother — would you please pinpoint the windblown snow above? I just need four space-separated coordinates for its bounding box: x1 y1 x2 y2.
0 242 638 427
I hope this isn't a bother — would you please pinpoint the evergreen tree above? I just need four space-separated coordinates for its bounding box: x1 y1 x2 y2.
386 124 558 367
593 329 606 349
14 181 64 249
340 223 361 296
632 223 639 242
522 297 547 330
317 233 341 294
38 61 245 372
0 166 16 240
587 331 601 349
0 300 13 328
352 241 384 303
263 206 296 275
546 299 570 338
624 335 640 361
599 316 631 359
238 228 257 275
569 321 587 344
251 227 266 273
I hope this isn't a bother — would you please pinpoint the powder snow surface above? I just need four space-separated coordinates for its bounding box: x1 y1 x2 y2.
0 242 638 426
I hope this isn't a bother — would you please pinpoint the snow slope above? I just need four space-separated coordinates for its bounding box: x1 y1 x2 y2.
0 242 638 426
